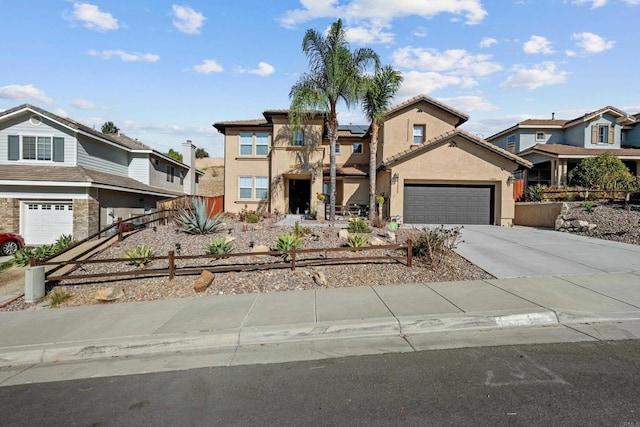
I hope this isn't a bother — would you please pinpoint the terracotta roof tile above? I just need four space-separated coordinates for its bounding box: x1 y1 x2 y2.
322 163 368 176
524 143 640 157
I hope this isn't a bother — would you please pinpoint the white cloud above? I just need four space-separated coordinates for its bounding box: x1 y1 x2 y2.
625 0 640 4
501 62 569 90
345 22 394 44
172 5 206 34
523 35 554 54
237 62 275 76
392 47 502 77
396 71 477 99
0 84 53 104
193 59 224 74
71 98 95 109
571 32 615 54
413 26 428 38
571 0 608 8
479 37 497 48
279 0 487 34
88 49 160 62
438 96 498 112
565 50 577 57
70 3 119 31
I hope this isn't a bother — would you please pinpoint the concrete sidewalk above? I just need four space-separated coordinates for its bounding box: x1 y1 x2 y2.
2 271 640 378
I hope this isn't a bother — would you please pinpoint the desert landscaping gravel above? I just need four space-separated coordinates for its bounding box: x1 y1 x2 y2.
2 202 639 312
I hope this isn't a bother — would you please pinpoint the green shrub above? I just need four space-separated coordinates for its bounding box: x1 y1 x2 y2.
346 233 368 247
525 184 546 202
273 233 303 260
174 197 222 234
12 248 35 266
579 201 596 213
246 212 260 223
49 287 71 307
124 245 154 266
347 217 371 234
205 238 233 255
411 226 462 268
53 234 77 252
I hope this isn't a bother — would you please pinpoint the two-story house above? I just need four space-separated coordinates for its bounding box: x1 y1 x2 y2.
214 94 530 226
486 106 640 188
0 104 201 245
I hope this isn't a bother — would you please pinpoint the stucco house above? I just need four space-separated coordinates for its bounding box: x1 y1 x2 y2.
0 104 201 245
486 106 640 188
214 94 530 226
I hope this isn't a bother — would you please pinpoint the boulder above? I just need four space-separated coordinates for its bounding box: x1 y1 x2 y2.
194 270 215 293
385 231 396 242
555 218 565 231
95 287 125 302
313 271 329 287
251 245 271 257
370 236 387 246
338 229 350 240
587 224 598 231
571 219 589 228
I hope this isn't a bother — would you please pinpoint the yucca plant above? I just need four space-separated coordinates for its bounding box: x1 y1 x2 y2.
273 233 303 261
124 245 154 266
53 234 77 252
205 237 233 256
346 233 368 247
347 217 371 234
174 197 222 234
12 247 35 266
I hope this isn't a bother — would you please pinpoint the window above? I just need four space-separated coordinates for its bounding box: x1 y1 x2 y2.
535 132 546 141
598 125 608 143
8 135 64 162
166 165 175 183
292 129 304 146
240 134 253 155
592 124 613 144
255 177 268 199
335 144 341 154
352 143 363 154
413 125 425 144
42 204 52 210
507 134 516 143
239 133 269 156
239 176 252 199
55 205 65 211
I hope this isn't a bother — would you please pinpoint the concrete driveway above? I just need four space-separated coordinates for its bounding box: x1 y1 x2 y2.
454 225 640 278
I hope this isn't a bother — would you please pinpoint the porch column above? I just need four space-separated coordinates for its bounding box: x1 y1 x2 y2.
559 159 568 187
550 160 558 186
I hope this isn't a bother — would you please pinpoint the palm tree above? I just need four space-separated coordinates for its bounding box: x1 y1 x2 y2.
289 19 378 220
362 66 403 221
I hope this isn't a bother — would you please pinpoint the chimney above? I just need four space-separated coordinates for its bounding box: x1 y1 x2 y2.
182 140 196 195
552 112 555 120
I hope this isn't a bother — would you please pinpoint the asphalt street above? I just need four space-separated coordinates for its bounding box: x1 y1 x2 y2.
2 339 639 426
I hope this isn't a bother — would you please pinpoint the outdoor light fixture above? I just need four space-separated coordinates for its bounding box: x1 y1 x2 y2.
507 174 515 185
392 173 399 184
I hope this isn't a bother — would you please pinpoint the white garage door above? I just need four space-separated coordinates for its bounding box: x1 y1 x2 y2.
22 202 74 245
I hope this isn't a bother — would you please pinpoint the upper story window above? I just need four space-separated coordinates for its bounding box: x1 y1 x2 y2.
334 143 341 154
239 133 270 156
166 165 175 183
7 135 64 162
507 134 516 143
292 130 304 147
413 125 425 144
591 124 613 144
598 125 609 143
352 143 363 154
535 132 546 141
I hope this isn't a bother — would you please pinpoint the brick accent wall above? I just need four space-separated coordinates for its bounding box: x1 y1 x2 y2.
0 198 20 233
73 198 99 240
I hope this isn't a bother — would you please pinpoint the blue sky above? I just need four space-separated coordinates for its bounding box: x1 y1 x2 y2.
1 0 639 157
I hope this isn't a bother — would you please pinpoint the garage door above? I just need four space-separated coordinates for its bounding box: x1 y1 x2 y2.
403 185 493 225
22 202 74 245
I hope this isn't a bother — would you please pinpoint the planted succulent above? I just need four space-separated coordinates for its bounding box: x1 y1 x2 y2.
124 245 154 266
273 233 303 260
174 197 222 234
346 233 368 247
205 237 233 255
347 217 371 234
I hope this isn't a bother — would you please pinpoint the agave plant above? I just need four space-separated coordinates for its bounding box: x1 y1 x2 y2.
346 233 368 247
12 247 35 267
124 245 154 266
205 237 233 255
174 197 222 234
273 233 303 261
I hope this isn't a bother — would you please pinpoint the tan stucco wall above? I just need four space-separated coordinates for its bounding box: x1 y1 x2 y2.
514 202 563 228
341 178 369 205
223 127 271 213
386 138 519 226
381 101 460 160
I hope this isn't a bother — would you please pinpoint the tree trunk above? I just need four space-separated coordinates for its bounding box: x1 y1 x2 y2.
328 112 338 222
368 122 379 221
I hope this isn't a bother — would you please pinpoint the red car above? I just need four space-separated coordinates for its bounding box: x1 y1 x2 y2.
0 233 25 256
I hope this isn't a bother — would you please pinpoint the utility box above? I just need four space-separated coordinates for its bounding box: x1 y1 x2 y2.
25 266 45 303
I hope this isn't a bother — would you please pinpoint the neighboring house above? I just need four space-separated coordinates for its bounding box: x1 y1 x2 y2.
214 94 530 226
0 104 201 245
486 106 640 188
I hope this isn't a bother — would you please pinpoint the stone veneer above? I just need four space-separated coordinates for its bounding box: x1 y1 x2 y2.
73 198 100 240
0 198 20 233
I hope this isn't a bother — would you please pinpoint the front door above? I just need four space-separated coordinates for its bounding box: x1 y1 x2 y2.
288 179 311 214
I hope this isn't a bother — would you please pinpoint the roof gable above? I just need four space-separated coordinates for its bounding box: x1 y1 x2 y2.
384 94 469 126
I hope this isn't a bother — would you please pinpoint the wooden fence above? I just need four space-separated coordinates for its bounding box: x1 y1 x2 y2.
38 241 413 283
158 195 223 217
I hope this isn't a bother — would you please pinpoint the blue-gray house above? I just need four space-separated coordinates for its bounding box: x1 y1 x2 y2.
487 106 640 188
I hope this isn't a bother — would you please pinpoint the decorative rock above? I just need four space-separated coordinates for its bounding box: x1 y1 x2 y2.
312 271 328 287
251 245 271 257
555 218 565 231
194 270 215 293
587 224 598 231
571 219 589 228
338 229 350 239
385 231 396 242
95 287 125 301
370 236 387 246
